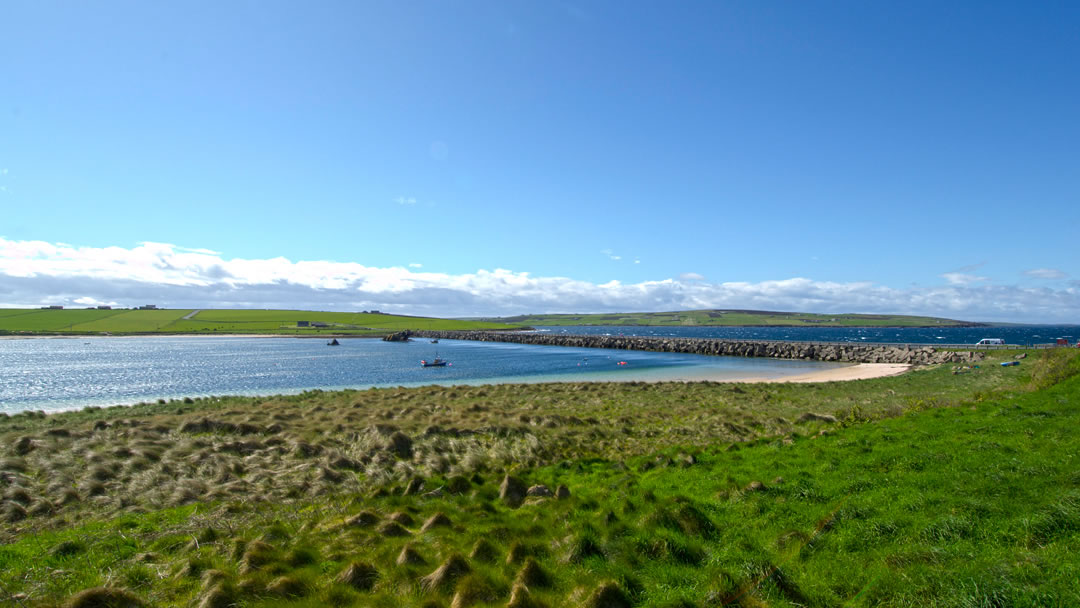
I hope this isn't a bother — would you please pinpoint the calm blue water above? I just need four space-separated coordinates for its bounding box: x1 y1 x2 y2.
0 337 846 414
534 325 1079 345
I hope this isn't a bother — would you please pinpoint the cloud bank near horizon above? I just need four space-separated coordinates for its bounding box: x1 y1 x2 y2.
0 239 1076 323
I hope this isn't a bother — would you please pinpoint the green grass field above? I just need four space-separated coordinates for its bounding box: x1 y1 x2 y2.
483 309 980 327
1 349 1077 606
0 309 519 336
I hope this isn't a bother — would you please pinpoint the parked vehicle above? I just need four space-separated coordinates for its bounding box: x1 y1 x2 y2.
975 338 1005 346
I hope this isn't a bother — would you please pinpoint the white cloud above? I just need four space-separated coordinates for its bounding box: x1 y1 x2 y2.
680 272 705 281
1024 268 1067 280
0 238 1077 323
941 272 989 286
394 196 417 205
409 263 423 268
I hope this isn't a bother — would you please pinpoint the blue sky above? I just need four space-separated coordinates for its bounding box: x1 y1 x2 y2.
2 1 1078 322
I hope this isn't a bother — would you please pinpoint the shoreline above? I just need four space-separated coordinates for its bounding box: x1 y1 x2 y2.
736 362 911 383
2 363 913 417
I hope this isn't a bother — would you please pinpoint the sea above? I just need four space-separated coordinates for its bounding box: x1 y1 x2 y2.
0 336 843 414
532 324 1078 346
1 324 1074 415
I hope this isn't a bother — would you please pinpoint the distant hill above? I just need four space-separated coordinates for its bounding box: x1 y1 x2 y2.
0 308 519 336
478 309 985 328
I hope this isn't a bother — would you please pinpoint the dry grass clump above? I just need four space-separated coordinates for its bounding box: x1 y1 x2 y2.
420 512 452 532
0 456 29 471
195 584 236 608
469 538 498 563
346 510 380 527
397 543 426 565
266 575 307 597
377 520 411 538
387 511 415 526
12 436 34 456
450 573 501 608
505 541 538 565
4 486 33 505
421 553 471 593
515 557 551 588
239 540 276 574
507 582 546 608
584 581 632 608
500 474 527 508
335 561 379 591
64 586 147 608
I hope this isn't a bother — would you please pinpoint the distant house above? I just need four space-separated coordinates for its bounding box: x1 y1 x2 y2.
311 322 329 328
297 321 310 327
138 305 158 310
44 305 64 310
97 305 112 310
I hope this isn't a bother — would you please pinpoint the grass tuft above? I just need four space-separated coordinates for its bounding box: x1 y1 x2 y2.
65 586 147 608
421 553 471 593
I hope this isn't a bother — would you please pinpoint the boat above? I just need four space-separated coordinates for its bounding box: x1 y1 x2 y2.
327 338 340 346
420 352 449 367
430 339 439 344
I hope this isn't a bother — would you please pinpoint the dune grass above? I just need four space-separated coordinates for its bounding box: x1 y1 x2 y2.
1 349 1077 606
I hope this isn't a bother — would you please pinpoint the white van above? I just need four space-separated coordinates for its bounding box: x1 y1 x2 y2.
975 338 1005 346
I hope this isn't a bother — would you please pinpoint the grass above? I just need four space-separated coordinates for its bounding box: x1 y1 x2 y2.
0 349 1077 606
480 309 980 327
0 309 520 336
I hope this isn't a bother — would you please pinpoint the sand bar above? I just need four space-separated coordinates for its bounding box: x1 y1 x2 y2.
738 363 911 383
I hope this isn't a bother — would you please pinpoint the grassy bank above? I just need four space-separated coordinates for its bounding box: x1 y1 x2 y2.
0 309 519 336
480 309 980 328
1 349 1077 606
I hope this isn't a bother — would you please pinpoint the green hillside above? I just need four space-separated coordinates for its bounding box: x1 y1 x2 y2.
0 309 519 336
483 309 982 327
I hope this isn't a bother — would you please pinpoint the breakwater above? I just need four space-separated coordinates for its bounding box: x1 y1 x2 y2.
410 331 985 365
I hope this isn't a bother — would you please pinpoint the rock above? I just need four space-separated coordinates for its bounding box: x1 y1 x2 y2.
383 330 412 342
744 480 767 493
555 484 571 499
526 484 553 497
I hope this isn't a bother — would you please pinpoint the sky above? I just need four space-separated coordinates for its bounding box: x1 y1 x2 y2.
1 1 1078 322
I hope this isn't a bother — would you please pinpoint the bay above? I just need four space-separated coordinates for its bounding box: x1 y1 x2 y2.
0 336 845 414
533 324 1079 345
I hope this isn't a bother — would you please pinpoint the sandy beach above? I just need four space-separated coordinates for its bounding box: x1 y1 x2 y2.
738 362 911 383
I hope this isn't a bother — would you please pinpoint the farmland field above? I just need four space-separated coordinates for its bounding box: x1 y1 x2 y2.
0 309 519 336
483 309 982 327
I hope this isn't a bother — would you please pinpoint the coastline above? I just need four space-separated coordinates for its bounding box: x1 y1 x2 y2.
737 362 911 383
624 362 912 384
